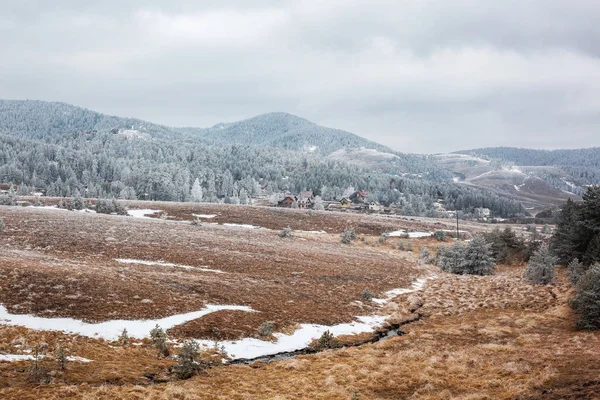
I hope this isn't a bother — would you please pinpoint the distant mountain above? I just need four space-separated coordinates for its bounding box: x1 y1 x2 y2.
0 99 181 140
431 147 600 215
176 112 394 155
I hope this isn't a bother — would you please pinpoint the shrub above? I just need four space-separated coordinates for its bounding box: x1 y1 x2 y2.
311 330 339 351
361 288 374 301
119 328 129 345
398 241 405 251
0 217 4 232
71 195 84 210
341 228 356 244
483 227 526 264
56 346 68 370
567 258 587 285
378 234 388 244
433 230 447 242
27 346 50 384
258 321 275 336
437 237 495 275
541 224 552 234
279 226 292 238
173 340 208 379
191 217 202 226
149 324 170 357
569 264 600 330
406 242 413 252
419 246 435 265
524 243 557 285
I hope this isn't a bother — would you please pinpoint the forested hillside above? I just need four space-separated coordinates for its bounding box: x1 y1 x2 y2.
177 112 393 155
0 99 526 218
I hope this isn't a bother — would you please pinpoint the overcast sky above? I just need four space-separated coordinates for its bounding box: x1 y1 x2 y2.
1 1 600 153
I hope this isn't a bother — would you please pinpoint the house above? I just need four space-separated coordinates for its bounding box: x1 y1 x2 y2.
349 190 368 204
475 207 491 219
277 195 296 208
339 198 352 208
368 201 381 212
297 190 314 209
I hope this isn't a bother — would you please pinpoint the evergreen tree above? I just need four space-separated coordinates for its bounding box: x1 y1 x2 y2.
569 264 600 330
190 178 203 203
524 243 558 285
464 236 496 275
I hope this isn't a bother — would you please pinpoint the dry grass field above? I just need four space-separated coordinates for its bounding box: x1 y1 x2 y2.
0 203 598 399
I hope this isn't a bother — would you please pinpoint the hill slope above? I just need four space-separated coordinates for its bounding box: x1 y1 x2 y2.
0 99 181 140
177 112 394 155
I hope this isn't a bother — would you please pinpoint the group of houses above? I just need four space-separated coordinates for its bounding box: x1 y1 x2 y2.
275 189 394 214
276 190 316 209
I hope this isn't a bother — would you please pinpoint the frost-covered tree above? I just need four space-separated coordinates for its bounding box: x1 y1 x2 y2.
239 188 249 205
190 178 203 203
524 243 557 284
463 236 495 275
437 242 466 274
569 264 600 330
568 258 586 285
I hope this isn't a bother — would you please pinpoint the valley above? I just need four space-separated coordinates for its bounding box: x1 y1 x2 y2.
0 202 598 399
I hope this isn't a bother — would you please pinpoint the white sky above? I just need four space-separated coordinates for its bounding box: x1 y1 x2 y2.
1 0 600 153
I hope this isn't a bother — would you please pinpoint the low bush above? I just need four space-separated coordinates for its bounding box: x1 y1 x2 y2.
279 226 292 238
258 321 275 336
341 228 356 244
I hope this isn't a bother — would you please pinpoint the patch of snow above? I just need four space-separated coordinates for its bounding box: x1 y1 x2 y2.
0 354 92 363
0 304 254 341
387 230 432 238
199 316 386 360
115 259 225 274
222 223 262 229
453 177 460 183
514 184 520 191
371 277 430 305
192 214 217 219
296 230 327 234
306 145 317 153
127 209 161 219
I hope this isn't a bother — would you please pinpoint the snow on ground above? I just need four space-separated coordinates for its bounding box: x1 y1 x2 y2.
127 209 162 219
115 258 225 274
387 230 432 238
0 275 434 361
222 223 262 229
0 354 93 363
204 316 386 360
371 277 430 305
296 230 327 234
0 304 254 341
192 214 217 219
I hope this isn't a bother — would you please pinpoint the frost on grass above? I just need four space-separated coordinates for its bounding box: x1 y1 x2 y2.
115 258 225 274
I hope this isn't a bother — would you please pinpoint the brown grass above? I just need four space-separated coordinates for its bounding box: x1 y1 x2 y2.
1 204 599 399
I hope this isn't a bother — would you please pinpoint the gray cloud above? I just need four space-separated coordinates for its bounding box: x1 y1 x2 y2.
1 0 599 153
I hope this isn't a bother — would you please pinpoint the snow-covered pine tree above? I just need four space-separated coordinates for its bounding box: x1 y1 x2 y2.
524 243 558 284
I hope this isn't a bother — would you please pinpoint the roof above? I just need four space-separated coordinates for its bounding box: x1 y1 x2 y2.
299 190 313 199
